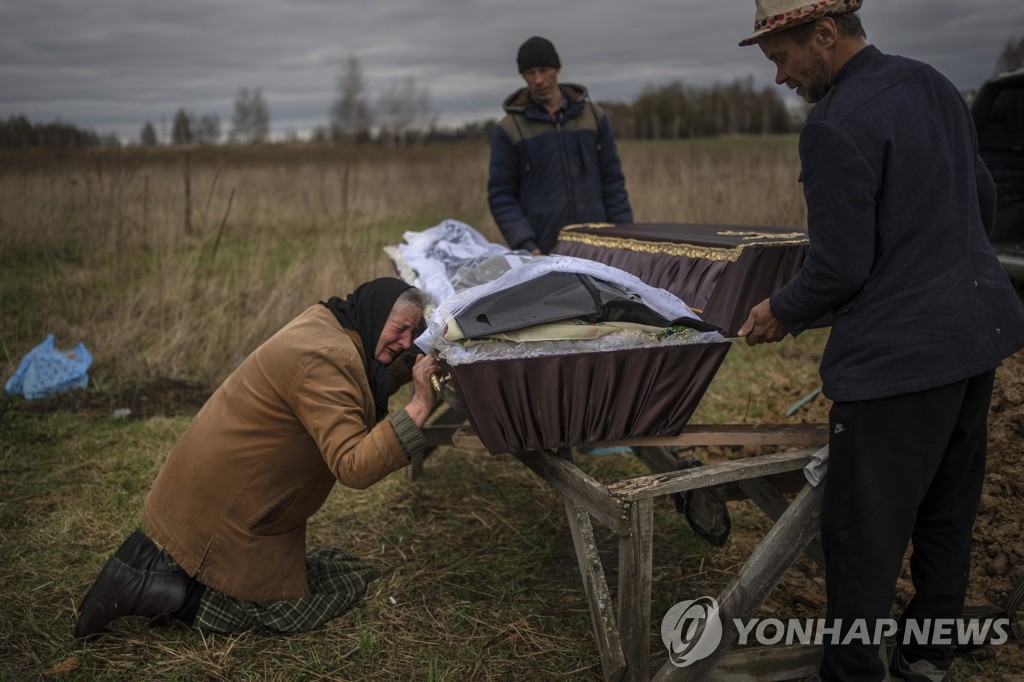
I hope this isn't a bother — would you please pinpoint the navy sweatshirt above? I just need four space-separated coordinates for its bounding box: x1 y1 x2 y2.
770 46 1024 401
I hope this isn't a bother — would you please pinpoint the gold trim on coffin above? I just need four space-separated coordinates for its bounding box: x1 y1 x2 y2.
558 223 808 263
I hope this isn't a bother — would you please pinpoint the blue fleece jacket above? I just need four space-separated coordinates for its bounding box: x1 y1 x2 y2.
770 45 1024 401
487 83 632 253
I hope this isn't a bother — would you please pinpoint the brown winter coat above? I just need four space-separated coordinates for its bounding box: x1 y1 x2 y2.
142 305 409 603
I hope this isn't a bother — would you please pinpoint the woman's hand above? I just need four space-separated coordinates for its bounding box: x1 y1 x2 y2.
405 353 439 427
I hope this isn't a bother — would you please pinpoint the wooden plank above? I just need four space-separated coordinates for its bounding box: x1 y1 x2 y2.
634 447 813 501
654 481 826 681
652 644 822 681
407 451 424 481
608 449 817 502
425 401 468 427
564 498 627 682
738 478 825 570
601 424 828 448
421 424 462 448
722 470 807 501
736 477 790 520
451 424 828 452
705 644 822 681
409 402 467 481
513 449 630 534
636 447 812 507
618 498 655 682
634 445 680 474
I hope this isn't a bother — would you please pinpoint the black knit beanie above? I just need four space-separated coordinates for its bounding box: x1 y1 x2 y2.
516 36 560 73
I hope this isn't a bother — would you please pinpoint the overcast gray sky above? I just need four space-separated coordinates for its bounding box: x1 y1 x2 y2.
2 1 1021 142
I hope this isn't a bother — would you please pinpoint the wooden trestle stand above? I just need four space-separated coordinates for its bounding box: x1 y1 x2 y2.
412 413 830 681
404 223 834 679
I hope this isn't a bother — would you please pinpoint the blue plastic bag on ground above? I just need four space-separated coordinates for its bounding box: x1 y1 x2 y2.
4 334 92 400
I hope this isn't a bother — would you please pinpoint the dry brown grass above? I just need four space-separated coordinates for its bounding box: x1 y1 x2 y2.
4 139 1016 680
0 138 803 387
0 144 496 386
0 138 815 682
626 137 806 228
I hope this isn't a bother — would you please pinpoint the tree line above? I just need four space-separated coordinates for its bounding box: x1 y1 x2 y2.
139 87 270 147
4 36 1022 150
0 115 119 150
0 75 797 150
603 77 798 140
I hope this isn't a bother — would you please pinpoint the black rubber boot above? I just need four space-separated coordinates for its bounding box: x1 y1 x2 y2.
673 456 732 547
113 530 175 573
74 557 188 639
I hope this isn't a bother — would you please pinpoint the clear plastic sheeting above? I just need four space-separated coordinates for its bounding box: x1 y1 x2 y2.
437 325 726 365
386 219 527 306
421 254 726 360
386 220 730 367
450 253 533 292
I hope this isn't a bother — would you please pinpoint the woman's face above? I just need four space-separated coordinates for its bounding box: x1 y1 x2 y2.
374 307 422 364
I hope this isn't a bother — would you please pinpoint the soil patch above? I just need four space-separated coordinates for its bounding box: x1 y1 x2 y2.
1 378 212 422
755 351 1024 672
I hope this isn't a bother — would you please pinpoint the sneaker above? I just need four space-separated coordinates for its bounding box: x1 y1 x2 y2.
889 647 947 682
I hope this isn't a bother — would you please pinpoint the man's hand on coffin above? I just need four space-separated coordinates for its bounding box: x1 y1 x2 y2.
405 353 440 427
737 298 787 346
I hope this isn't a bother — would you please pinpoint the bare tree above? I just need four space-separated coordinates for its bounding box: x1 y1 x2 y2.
230 88 250 143
194 113 221 145
376 76 436 146
417 86 438 134
996 36 1024 74
251 90 269 143
171 108 192 145
230 87 270 144
140 121 158 146
330 56 372 143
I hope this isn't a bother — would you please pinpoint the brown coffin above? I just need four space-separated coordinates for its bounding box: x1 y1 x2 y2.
552 223 810 336
444 223 810 455
446 341 731 454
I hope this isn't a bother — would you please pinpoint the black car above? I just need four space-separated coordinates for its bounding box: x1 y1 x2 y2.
971 68 1024 282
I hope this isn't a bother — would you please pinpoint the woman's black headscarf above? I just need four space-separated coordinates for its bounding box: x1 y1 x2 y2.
321 277 412 422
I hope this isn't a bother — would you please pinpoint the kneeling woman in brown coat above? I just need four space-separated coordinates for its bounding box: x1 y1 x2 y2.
75 277 439 637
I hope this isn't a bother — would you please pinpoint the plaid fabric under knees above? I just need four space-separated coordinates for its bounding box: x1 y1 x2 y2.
193 548 376 634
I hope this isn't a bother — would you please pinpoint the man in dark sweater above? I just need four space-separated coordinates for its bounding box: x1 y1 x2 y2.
737 1 1024 680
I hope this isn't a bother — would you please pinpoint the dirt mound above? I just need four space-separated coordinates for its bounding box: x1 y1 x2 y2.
1 377 211 421
966 351 1024 653
767 352 1024 671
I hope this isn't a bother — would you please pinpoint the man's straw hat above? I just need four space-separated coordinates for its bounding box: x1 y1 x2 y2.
738 0 862 46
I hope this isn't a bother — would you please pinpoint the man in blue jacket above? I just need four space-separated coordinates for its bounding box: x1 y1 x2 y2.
737 2 1024 680
488 36 633 254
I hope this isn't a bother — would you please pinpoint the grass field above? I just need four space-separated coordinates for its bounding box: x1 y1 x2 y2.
0 138 805 386
1 138 1019 680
